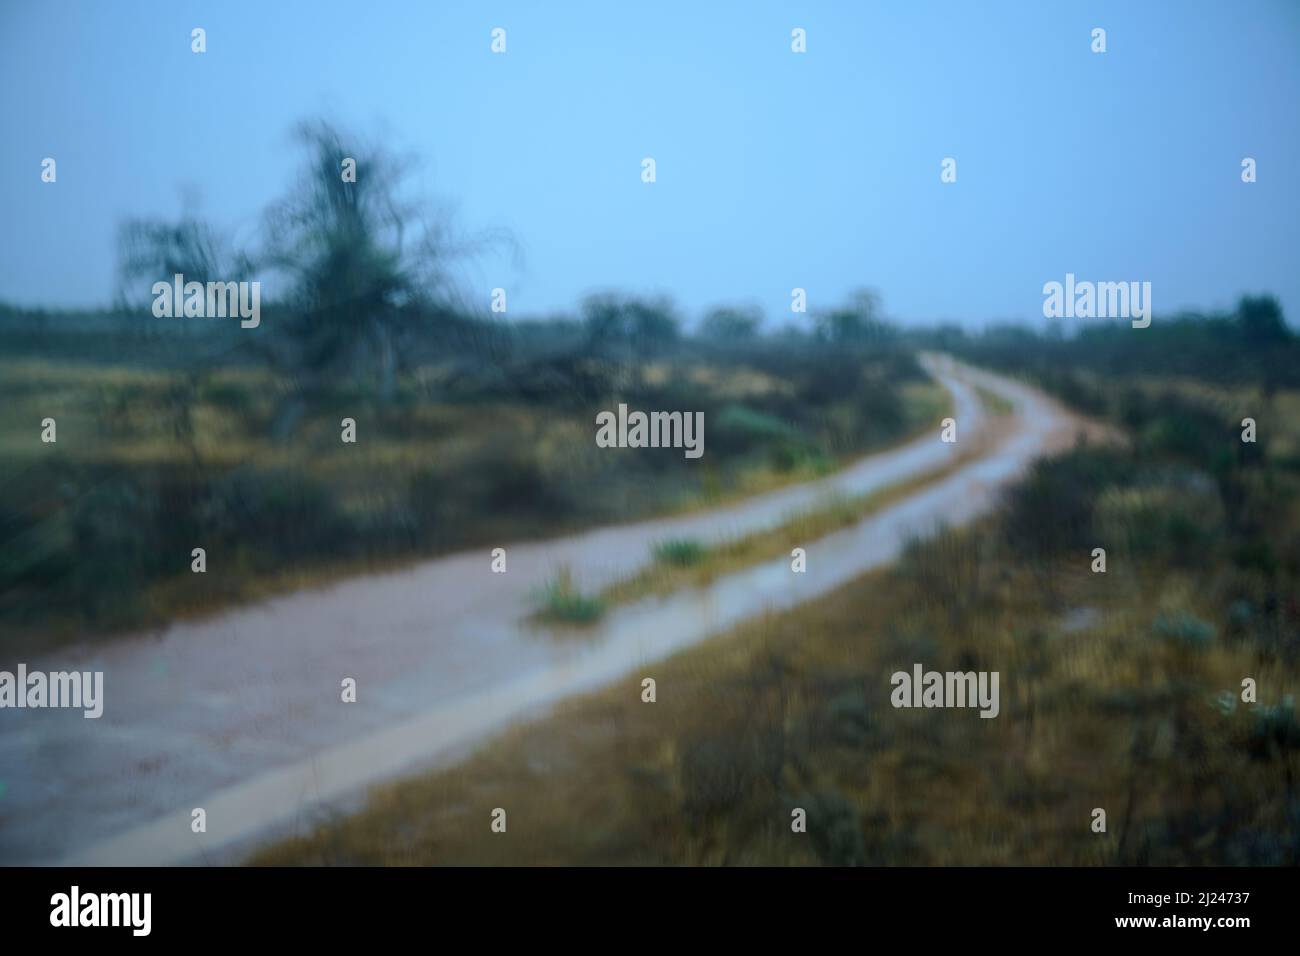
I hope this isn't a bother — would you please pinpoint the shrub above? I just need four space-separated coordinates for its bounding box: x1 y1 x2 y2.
1092 477 1223 564
800 789 868 866
199 468 352 559
67 477 161 622
1244 697 1300 760
823 688 872 746
1000 447 1133 562
677 729 777 830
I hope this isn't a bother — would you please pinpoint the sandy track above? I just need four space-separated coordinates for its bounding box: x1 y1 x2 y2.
0 355 1087 865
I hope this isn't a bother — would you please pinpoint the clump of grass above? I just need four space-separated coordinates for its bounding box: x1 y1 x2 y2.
534 567 606 625
652 537 709 567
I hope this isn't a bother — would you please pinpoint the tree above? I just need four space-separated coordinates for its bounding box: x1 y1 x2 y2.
582 293 680 357
815 288 895 346
260 121 422 398
1236 294 1290 346
115 206 250 463
259 119 506 402
699 305 761 341
115 212 249 312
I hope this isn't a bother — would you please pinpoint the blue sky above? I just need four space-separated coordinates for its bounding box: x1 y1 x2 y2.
2 0 1297 326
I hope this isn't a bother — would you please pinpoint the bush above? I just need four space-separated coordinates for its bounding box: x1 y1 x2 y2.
1092 477 1223 564
409 438 573 540
68 477 161 622
714 405 801 443
1119 389 1247 473
199 468 352 559
1000 447 1134 562
823 688 872 746
677 729 777 829
1246 697 1300 760
800 789 868 866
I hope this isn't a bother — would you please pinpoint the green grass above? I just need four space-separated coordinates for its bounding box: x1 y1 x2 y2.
531 567 606 626
651 538 709 567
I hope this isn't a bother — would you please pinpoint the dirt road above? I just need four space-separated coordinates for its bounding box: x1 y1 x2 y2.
0 355 1087 865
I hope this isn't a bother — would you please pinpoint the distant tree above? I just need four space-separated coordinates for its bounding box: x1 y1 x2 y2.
772 322 812 344
699 305 762 341
582 293 680 356
1236 294 1290 345
815 288 895 345
115 212 249 307
1232 295 1292 402
626 298 680 352
113 211 248 464
923 322 969 350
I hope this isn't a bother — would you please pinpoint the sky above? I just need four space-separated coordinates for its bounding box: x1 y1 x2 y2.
2 0 1298 327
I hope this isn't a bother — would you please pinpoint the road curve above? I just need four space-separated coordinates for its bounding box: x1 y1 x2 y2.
0 355 1088 865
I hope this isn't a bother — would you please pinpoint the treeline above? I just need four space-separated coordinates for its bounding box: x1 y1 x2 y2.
930 295 1297 395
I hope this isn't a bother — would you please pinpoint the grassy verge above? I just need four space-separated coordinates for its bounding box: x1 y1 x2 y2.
252 502 1299 865
526 453 969 628
526 380 989 621
0 350 946 649
601 461 969 609
252 377 1300 866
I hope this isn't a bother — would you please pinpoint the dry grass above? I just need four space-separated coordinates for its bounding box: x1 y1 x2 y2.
252 517 1298 866
0 355 948 645
251 384 1300 866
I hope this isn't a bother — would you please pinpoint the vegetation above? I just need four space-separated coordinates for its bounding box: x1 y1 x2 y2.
650 538 709 568
254 311 1300 866
0 319 944 648
0 123 945 649
599 453 978 610
9 109 1296 868
532 567 606 627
